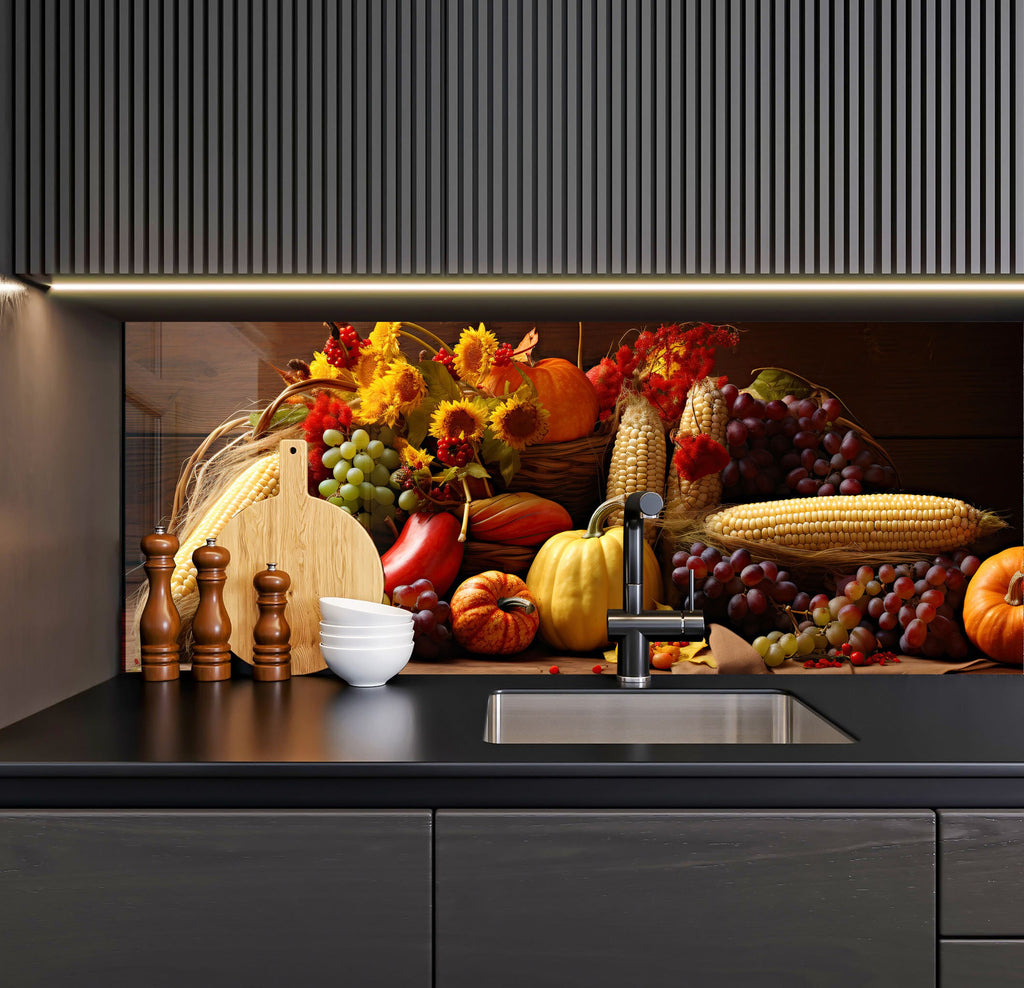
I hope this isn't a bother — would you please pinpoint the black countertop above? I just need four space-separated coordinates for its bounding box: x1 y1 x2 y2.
1 672 1023 809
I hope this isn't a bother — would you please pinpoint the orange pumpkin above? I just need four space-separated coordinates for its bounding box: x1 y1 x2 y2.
962 546 1024 665
450 571 540 655
467 493 573 546
481 358 599 442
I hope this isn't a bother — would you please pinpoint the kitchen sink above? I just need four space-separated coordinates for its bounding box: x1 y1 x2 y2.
484 690 854 744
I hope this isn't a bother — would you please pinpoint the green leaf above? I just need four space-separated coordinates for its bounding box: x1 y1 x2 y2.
248 404 308 430
479 429 507 467
464 461 491 480
437 466 460 485
498 446 521 486
418 358 462 402
404 399 436 449
746 369 813 402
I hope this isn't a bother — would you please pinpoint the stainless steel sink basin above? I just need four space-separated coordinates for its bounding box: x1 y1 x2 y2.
484 690 854 744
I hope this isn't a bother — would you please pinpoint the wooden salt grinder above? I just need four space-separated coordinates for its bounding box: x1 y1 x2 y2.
140 526 181 682
191 538 232 681
252 563 292 681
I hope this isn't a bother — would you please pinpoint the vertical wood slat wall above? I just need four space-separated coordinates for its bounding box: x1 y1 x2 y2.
11 0 1023 277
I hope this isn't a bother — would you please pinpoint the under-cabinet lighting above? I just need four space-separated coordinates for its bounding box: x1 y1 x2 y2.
46 277 1024 296
0 277 27 295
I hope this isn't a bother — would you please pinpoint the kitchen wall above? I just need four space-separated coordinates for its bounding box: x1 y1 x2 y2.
0 286 122 728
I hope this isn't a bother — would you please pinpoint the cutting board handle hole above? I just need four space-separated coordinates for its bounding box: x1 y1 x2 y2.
289 446 297 454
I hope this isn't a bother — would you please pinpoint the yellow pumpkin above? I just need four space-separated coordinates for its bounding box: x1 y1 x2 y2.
962 546 1024 665
526 500 663 651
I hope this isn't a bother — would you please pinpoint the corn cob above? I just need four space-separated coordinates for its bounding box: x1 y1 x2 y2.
170 451 280 604
664 377 728 525
704 493 1003 554
606 392 667 541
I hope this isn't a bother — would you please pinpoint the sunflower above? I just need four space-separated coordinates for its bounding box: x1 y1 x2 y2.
429 398 489 442
365 361 428 427
308 351 344 380
453 323 499 382
489 393 550 449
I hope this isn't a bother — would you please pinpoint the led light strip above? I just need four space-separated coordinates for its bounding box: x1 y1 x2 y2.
47 278 1024 295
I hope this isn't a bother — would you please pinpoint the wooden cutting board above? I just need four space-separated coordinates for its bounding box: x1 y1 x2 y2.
217 439 385 674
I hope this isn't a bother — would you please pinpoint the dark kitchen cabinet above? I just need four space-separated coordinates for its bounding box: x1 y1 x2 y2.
940 941 1024 988
939 812 1024 987
8 0 1020 277
0 810 432 987
939 811 1024 936
435 809 936 988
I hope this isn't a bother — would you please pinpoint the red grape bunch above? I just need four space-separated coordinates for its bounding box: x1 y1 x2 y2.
672 542 982 666
795 553 980 661
718 384 897 501
671 543 811 643
392 578 452 659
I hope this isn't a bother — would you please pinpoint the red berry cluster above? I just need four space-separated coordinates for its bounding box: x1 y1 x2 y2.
323 324 368 370
436 438 474 467
433 349 456 375
491 342 515 367
302 392 354 487
802 644 901 670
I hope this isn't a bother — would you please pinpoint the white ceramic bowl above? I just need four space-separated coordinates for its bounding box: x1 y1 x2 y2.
319 618 412 636
320 597 412 627
320 629 415 649
319 640 415 687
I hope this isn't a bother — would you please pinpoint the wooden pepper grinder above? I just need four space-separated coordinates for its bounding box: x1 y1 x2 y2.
191 538 232 681
139 526 181 682
252 563 291 681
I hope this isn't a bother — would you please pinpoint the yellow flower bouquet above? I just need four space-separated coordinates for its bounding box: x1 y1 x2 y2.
276 320 554 541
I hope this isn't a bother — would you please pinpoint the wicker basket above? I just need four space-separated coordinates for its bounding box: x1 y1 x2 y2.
457 541 539 582
502 418 616 529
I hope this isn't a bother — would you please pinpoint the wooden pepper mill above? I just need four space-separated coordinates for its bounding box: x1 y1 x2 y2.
139 526 181 682
191 538 232 681
252 563 292 681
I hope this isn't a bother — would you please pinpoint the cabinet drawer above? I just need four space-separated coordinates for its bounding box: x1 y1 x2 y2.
0 811 432 987
940 812 1024 936
437 810 935 988
941 941 1024 987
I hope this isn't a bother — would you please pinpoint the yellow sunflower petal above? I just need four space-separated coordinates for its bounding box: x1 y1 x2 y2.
308 351 343 380
399 443 434 472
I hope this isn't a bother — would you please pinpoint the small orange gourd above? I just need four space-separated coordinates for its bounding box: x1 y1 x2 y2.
450 571 540 655
962 546 1024 665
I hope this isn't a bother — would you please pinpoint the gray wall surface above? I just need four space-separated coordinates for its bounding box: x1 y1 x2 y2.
11 0 1023 277
0 286 122 728
1 0 12 275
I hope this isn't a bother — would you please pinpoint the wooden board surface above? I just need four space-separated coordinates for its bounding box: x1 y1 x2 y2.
216 440 385 674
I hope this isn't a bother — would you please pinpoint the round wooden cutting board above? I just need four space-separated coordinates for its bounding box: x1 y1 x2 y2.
217 439 386 674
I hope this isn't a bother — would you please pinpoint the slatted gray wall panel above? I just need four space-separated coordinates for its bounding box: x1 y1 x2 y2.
12 0 1024 276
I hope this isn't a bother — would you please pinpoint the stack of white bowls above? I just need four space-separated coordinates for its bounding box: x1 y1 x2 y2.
319 597 415 687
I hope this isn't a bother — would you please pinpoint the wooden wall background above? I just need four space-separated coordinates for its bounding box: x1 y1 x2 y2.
124 320 1022 589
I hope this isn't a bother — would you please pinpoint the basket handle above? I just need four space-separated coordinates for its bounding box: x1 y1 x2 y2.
251 376 355 438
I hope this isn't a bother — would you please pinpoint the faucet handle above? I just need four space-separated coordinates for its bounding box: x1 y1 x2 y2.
624 490 664 519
